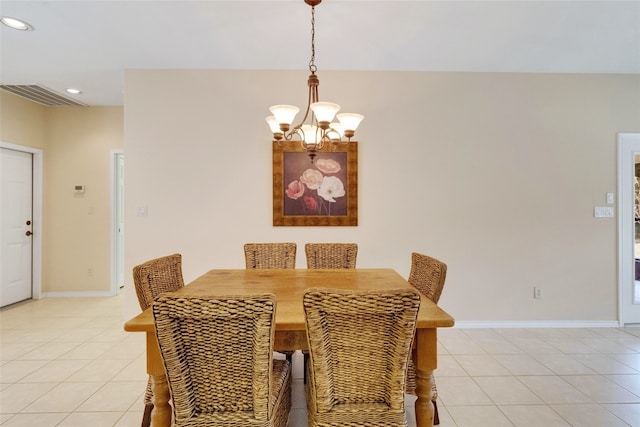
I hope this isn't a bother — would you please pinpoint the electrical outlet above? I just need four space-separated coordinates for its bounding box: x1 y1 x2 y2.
594 207 615 218
534 287 543 299
88 268 94 277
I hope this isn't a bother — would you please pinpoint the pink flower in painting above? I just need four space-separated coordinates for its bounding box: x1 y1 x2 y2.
285 180 305 200
303 195 318 211
317 176 345 202
316 158 341 174
299 168 323 190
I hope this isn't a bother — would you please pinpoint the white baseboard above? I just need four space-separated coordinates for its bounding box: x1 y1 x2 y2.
41 291 115 298
453 320 621 328
32 293 627 328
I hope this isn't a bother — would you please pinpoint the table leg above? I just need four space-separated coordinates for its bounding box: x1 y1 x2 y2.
150 374 171 426
414 328 437 427
146 333 172 427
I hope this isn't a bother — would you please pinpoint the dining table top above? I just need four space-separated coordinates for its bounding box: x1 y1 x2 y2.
124 268 455 332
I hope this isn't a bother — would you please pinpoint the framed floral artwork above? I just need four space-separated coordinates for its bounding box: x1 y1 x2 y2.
273 140 357 226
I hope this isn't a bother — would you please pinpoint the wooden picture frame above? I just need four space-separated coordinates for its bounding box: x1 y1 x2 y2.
273 140 358 226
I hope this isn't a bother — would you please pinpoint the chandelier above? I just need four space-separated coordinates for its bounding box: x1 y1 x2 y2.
265 0 364 152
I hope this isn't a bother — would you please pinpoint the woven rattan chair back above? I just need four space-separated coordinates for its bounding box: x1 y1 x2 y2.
408 252 447 304
153 293 292 426
132 253 185 426
133 253 185 311
244 243 297 269
305 243 358 269
303 288 420 426
405 252 447 424
244 243 297 362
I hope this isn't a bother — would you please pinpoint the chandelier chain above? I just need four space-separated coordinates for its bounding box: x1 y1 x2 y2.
266 0 363 153
309 5 317 73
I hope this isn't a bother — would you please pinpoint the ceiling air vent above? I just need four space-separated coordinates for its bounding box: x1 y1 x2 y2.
0 84 86 107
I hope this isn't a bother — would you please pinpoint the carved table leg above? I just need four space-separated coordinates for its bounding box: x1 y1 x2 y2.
146 332 171 427
150 374 171 427
414 328 437 427
414 365 435 426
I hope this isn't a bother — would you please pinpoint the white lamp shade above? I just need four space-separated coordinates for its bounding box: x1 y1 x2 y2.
265 116 281 133
337 113 364 131
300 125 319 144
329 123 344 138
310 102 340 122
269 105 300 125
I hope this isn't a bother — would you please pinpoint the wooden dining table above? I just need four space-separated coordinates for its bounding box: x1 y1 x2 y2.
124 268 455 427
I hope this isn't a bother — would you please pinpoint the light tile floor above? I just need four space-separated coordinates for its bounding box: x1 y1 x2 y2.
1 295 640 426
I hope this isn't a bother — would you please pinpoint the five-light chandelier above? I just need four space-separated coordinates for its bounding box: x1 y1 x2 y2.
266 0 364 152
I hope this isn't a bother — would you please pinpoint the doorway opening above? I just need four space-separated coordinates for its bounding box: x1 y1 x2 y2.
633 159 640 304
111 151 124 295
618 133 640 325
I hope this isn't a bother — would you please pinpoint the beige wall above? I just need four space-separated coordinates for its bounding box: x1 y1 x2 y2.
124 69 640 323
4 70 640 323
43 107 123 293
125 70 640 321
1 91 124 294
1 91 46 149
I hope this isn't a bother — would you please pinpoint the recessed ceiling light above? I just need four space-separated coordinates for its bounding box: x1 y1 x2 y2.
0 16 33 31
66 88 82 95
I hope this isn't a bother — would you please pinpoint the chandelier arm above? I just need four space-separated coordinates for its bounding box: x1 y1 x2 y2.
320 132 333 146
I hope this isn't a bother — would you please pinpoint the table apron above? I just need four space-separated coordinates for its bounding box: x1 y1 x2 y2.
274 330 308 351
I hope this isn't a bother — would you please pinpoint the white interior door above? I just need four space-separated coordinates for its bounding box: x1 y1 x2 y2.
618 133 640 325
1 148 33 307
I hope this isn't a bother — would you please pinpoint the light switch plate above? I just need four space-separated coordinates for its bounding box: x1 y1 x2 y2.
606 193 614 204
136 205 148 217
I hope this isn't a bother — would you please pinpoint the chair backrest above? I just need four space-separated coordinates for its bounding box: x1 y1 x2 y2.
305 243 358 269
133 253 185 311
244 243 296 269
408 252 447 304
153 293 278 425
303 288 420 413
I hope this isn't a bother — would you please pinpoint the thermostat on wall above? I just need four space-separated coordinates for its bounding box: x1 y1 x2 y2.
74 185 85 193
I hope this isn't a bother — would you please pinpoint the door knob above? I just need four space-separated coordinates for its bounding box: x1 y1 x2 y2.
25 231 32 236
26 220 31 225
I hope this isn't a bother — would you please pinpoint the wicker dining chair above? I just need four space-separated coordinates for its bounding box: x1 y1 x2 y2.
133 253 185 427
405 252 448 425
303 288 421 426
152 293 292 427
302 243 359 382
244 243 297 269
244 243 296 362
304 243 358 269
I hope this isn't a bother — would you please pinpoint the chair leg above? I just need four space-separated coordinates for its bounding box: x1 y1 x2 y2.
303 352 309 384
141 403 153 427
433 400 440 425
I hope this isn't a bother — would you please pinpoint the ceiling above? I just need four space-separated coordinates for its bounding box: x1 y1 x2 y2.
1 0 638 106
